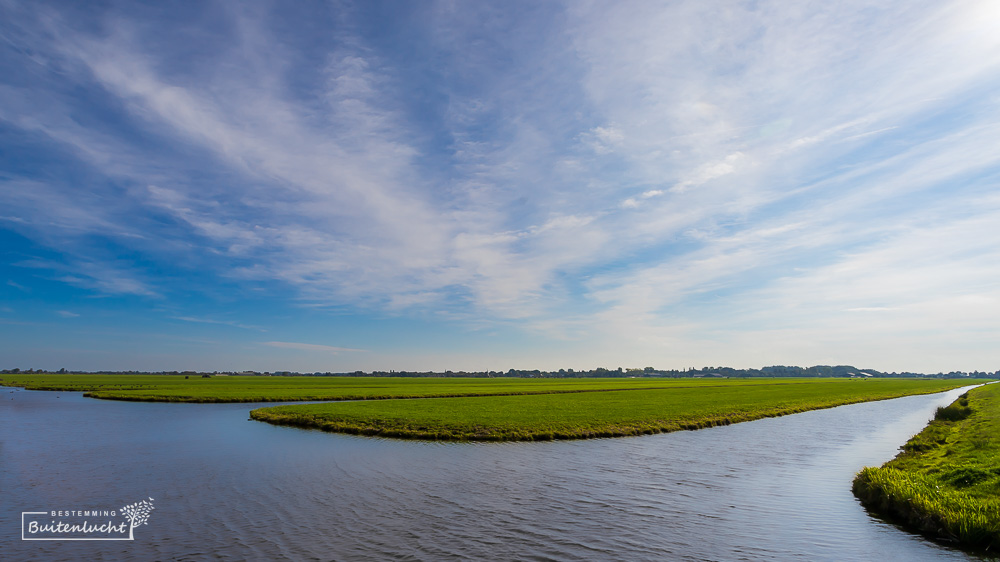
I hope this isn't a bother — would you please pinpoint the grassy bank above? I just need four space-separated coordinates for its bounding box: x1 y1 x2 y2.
3 374 979 446
250 379 973 441
3 373 963 404
853 383 1000 550
0 374 747 402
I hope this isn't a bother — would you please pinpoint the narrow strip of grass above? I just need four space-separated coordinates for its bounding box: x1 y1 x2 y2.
250 379 972 441
853 383 1000 551
0 373 933 403
0 374 752 402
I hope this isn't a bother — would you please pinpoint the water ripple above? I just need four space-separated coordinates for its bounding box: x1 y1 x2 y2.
1 387 985 561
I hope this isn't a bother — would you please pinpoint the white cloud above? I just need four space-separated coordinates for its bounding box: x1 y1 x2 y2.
171 316 264 331
671 152 749 193
2 1 1000 370
262 341 366 354
15 257 159 298
580 125 624 154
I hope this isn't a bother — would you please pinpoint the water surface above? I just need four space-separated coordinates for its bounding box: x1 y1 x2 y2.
0 385 990 560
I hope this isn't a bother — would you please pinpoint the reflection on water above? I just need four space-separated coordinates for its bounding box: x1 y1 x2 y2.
0 385 987 560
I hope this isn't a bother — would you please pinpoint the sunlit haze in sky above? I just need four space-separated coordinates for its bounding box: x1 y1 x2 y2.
2 1 1000 373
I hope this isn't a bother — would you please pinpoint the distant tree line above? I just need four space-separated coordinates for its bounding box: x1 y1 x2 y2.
2 365 998 379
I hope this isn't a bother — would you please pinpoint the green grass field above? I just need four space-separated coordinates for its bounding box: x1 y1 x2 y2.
0 373 741 402
1 374 970 408
2 374 978 444
853 383 1000 551
249 378 973 441
7 372 992 546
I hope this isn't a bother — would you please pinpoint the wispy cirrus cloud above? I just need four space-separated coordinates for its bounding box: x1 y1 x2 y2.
171 316 264 332
1 1 999 371
262 341 366 354
14 257 159 298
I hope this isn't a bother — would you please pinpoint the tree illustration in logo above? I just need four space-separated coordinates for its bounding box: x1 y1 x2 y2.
120 498 155 540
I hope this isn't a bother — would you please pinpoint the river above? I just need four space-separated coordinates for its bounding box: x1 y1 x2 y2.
0 385 990 560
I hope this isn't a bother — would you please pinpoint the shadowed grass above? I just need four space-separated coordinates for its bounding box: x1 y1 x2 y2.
853 383 1000 551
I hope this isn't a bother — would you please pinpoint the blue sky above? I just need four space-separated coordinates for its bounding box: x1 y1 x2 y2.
2 0 999 373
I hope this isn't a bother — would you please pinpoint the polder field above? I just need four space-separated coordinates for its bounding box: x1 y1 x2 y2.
8 374 994 552
248 378 974 440
0 373 717 402
0 373 976 442
853 382 1000 551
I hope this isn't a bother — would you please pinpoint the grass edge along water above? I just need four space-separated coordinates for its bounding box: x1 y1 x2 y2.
853 383 1000 552
1 374 970 404
248 378 972 442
